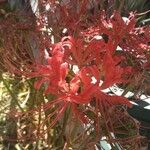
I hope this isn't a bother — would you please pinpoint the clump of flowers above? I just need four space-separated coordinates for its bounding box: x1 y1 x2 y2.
0 0 149 149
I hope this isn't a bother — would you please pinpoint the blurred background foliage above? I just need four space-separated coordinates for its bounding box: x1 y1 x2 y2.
0 0 149 149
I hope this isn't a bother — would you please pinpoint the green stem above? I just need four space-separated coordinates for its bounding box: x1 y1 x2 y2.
0 75 23 112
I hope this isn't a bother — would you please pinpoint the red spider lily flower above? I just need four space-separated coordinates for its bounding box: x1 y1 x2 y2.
81 11 149 59
62 36 106 67
70 65 100 104
33 65 101 125
101 52 132 89
54 65 100 104
34 62 69 95
32 33 132 108
33 42 69 95
34 60 69 95
109 12 149 57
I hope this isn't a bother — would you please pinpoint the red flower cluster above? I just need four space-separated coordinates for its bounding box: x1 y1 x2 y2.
1 2 149 145
21 5 150 127
31 35 133 124
3 1 149 128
